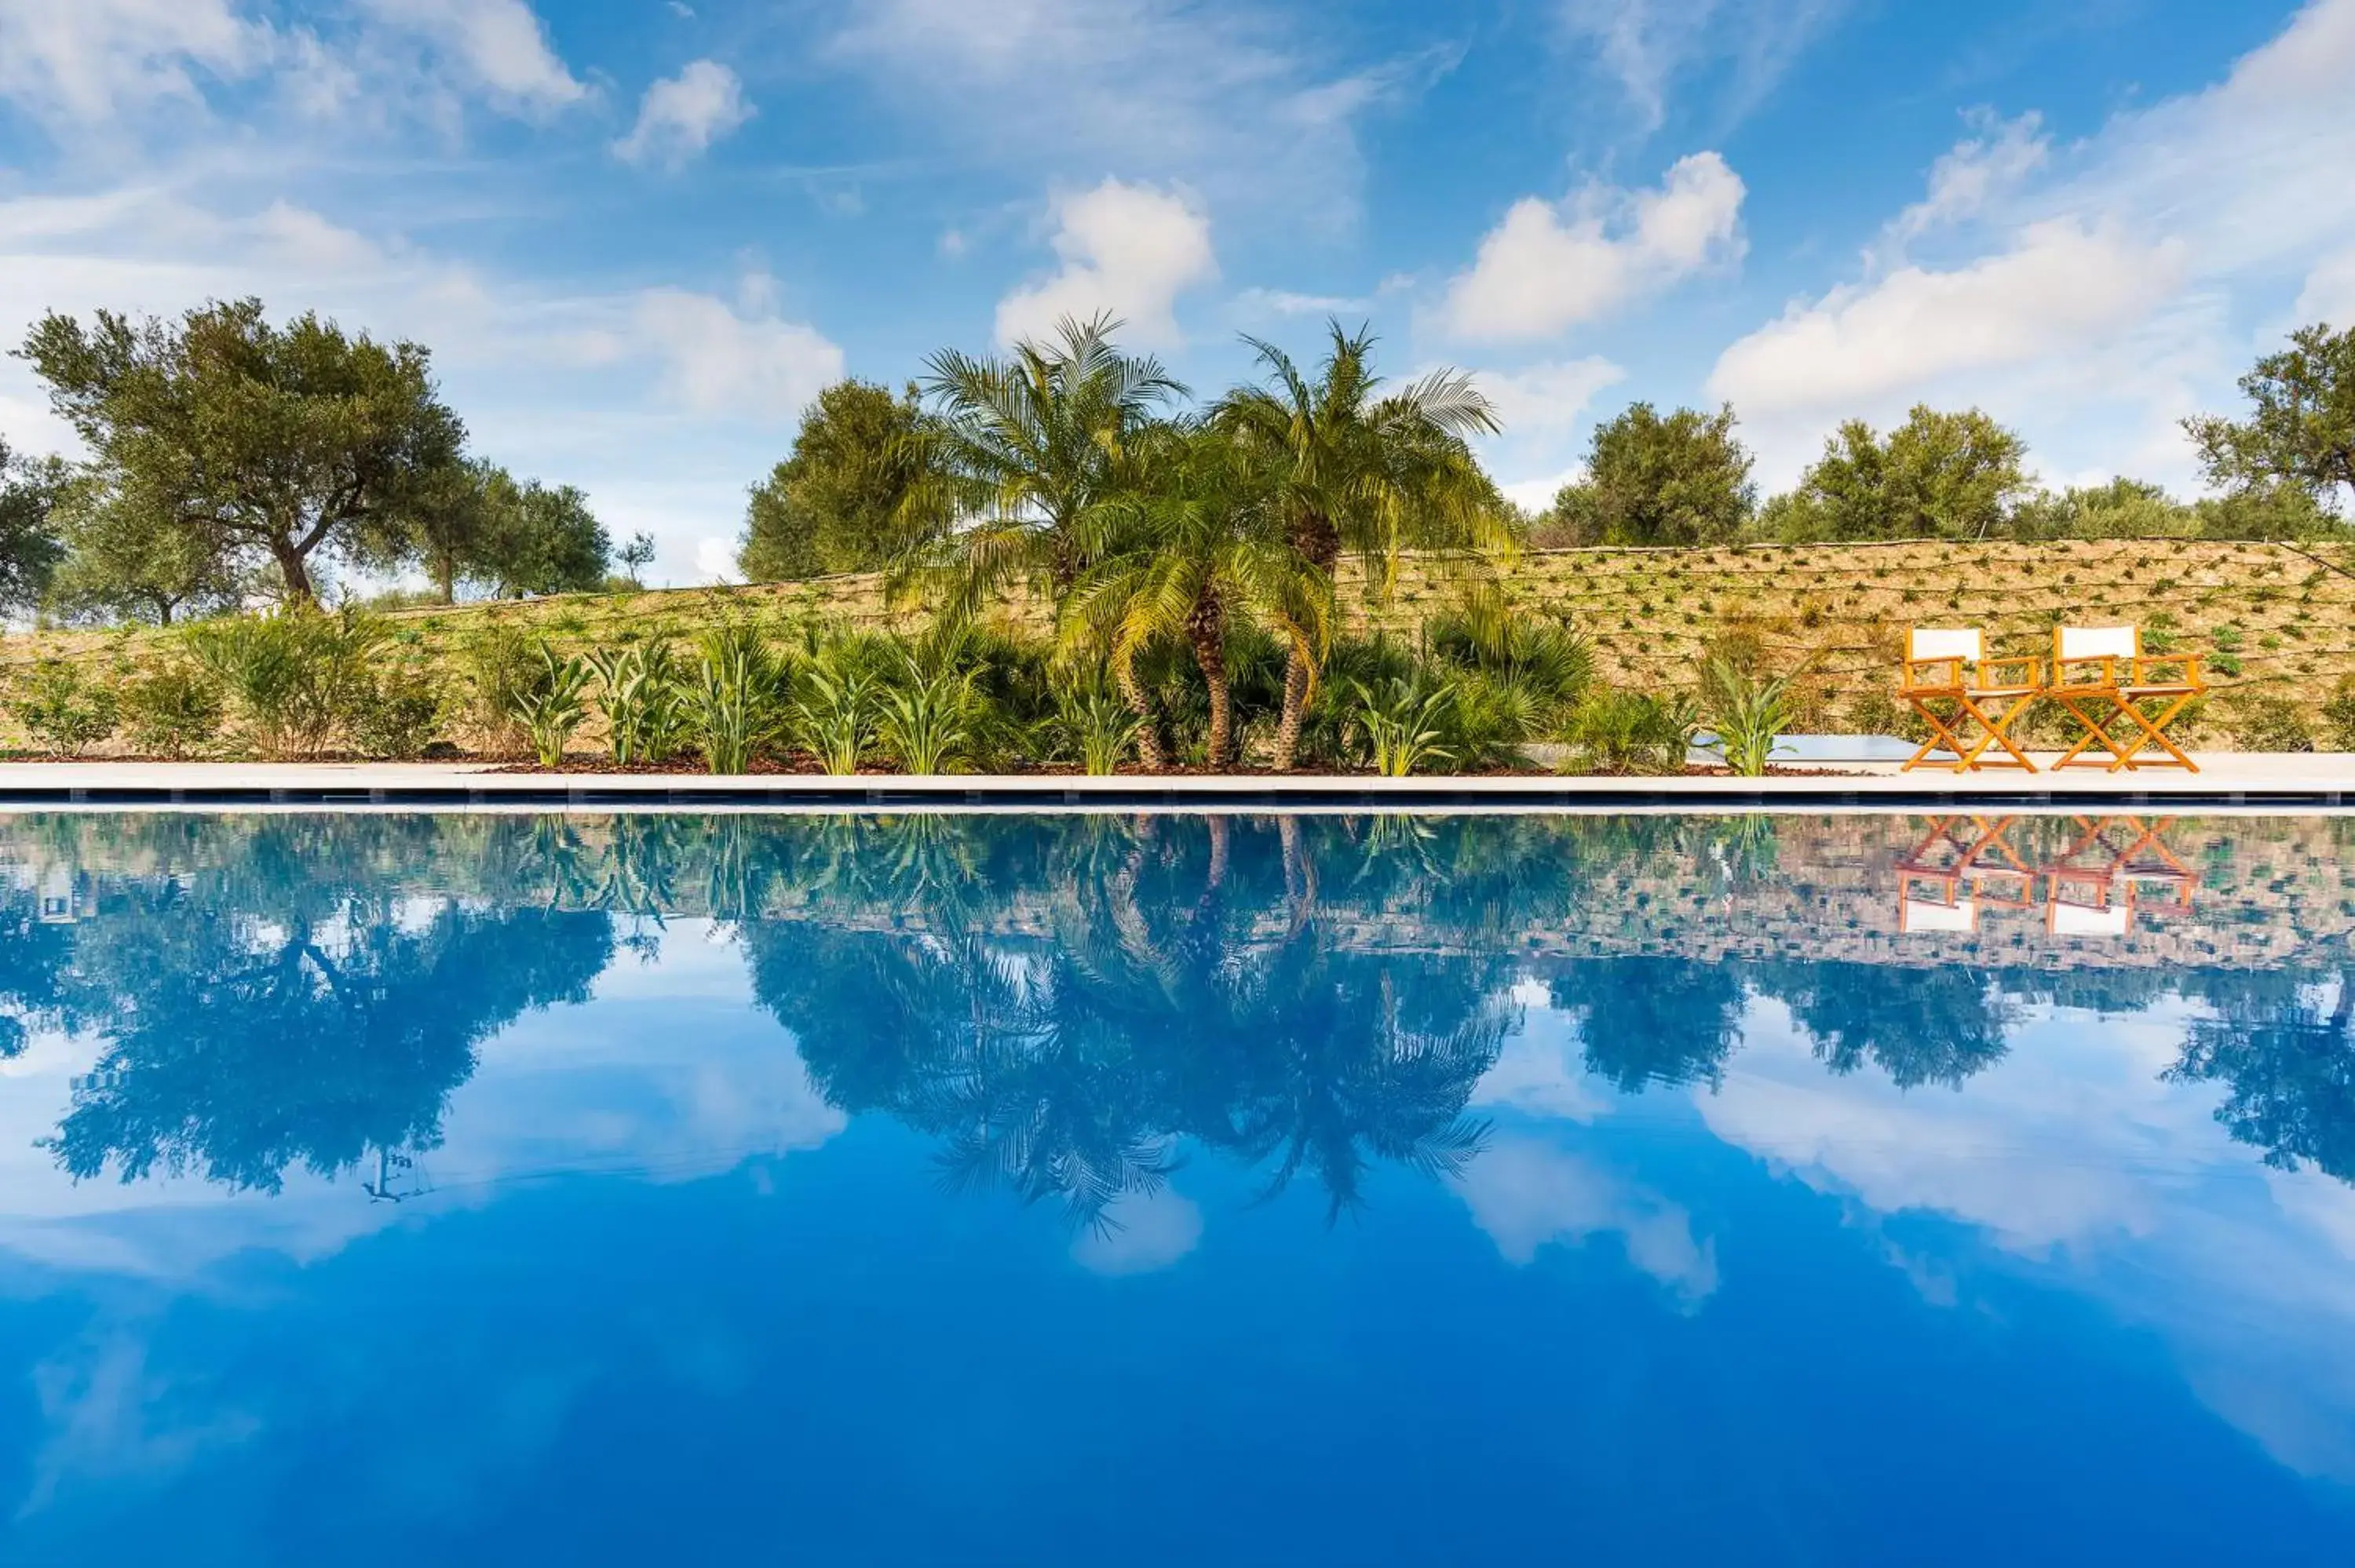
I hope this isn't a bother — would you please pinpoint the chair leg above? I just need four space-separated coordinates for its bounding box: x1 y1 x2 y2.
1959 692 2040 772
2112 695 2200 772
2051 696 2129 770
1904 699 1970 772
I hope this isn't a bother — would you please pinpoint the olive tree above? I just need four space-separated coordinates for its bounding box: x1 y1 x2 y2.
19 297 465 605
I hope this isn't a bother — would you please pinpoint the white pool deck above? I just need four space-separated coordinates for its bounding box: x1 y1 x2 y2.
0 753 2349 810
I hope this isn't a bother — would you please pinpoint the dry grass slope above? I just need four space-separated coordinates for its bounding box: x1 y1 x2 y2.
7 537 2354 749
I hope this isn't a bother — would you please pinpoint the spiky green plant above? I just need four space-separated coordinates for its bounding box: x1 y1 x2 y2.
1053 681 1142 775
511 643 593 768
688 623 783 775
1349 675 1457 777
1698 657 1795 776
876 650 982 774
590 642 688 767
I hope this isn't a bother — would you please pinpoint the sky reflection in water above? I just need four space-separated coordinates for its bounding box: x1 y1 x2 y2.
2 810 2353 1564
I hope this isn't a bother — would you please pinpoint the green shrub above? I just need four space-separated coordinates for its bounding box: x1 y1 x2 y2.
186 609 383 759
696 623 788 774
2222 691 2313 753
1347 675 1457 777
792 660 878 775
876 651 983 775
1051 682 1141 775
350 669 445 760
1559 688 1696 775
118 665 225 758
5 661 119 755
454 623 543 758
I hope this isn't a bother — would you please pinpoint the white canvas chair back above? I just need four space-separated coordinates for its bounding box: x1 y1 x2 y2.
2057 625 2136 662
1908 628 1983 663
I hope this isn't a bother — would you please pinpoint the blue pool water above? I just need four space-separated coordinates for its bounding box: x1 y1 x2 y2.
2 810 2352 1563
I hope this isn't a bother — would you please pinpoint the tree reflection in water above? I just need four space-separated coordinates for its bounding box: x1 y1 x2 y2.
2 811 2353 1215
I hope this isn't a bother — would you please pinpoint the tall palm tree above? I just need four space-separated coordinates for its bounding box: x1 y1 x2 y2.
1213 322 1510 769
1061 425 1327 770
896 312 1185 623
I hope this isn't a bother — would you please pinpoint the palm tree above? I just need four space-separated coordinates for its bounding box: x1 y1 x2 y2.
1213 321 1510 769
1061 425 1327 770
897 312 1185 623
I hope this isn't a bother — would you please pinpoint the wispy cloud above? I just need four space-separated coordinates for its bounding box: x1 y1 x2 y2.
821 0 1423 225
1553 0 1853 133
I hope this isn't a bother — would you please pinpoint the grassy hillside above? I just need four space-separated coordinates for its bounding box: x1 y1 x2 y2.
7 536 2355 751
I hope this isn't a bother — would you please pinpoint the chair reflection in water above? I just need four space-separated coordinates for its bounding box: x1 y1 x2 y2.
1894 816 2191 938
2041 816 2195 937
1897 816 2035 933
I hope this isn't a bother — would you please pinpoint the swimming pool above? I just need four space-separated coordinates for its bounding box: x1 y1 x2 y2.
2 810 2351 1563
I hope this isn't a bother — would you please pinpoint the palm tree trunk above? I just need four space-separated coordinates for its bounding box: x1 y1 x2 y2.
1113 657 1166 771
1273 511 1341 772
1188 591 1232 769
1272 657 1312 771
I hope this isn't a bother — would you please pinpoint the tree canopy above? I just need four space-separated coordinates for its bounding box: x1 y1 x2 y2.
18 297 465 604
1543 403 1756 546
0 436 65 616
1762 404 2029 542
739 379 936 582
2188 322 2355 516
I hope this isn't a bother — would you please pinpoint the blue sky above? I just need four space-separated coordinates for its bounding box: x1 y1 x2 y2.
0 0 2347 585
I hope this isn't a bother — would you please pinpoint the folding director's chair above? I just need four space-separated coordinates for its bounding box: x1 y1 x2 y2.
2048 626 2205 772
1900 629 2040 773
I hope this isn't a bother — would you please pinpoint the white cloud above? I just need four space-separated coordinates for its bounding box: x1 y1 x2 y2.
1438 151 1746 344
630 286 845 418
0 0 272 126
1554 0 1853 133
995 179 1218 350
356 0 586 116
1452 1138 1719 1305
695 535 742 583
614 59 754 168
1471 356 1627 443
2298 246 2355 326
1707 220 2188 418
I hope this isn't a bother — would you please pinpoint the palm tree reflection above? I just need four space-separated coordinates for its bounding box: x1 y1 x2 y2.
5 811 2355 1213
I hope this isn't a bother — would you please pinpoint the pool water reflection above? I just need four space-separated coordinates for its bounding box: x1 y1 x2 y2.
2 811 2352 1563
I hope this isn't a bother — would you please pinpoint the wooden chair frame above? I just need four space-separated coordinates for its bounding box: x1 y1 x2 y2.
2048 628 2205 773
1900 630 2042 774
